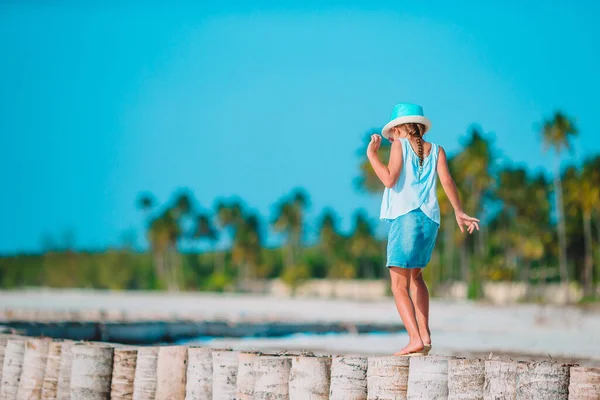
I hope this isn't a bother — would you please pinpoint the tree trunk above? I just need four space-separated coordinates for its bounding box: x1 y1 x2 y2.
155 345 187 400
448 358 485 400
215 245 225 275
70 343 114 400
583 211 594 297
110 347 138 400
407 355 453 399
0 339 26 400
329 355 368 400
132 346 158 400
239 262 250 290
153 251 166 290
568 366 600 399
286 242 294 270
186 347 213 400
516 361 569 399
236 351 260 400
253 355 292 400
366 356 409 399
484 359 517 400
166 247 181 292
289 355 332 399
522 261 531 285
554 160 569 284
56 340 75 400
212 350 239 400
41 340 66 400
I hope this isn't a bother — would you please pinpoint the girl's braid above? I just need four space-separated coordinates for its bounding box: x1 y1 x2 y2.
404 123 426 174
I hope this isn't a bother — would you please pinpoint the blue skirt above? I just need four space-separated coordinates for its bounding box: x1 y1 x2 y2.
385 208 439 269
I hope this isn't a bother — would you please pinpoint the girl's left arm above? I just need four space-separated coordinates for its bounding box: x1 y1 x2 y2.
366 135 403 188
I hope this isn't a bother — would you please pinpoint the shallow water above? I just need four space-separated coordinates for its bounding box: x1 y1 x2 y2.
1 289 599 363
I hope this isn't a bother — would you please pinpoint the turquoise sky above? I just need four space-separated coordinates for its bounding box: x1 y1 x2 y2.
1 1 599 253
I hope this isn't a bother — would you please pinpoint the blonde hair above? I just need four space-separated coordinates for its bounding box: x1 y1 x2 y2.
391 123 427 169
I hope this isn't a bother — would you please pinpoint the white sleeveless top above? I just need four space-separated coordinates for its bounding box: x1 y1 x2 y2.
379 138 441 224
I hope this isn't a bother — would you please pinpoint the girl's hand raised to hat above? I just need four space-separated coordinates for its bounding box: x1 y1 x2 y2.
455 211 480 234
367 134 382 157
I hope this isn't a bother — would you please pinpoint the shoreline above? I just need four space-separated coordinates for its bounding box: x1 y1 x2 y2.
2 288 599 362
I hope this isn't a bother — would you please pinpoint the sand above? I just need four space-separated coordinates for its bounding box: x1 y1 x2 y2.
1 289 598 363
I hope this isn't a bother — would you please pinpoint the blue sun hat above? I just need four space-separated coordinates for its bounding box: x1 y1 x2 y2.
381 103 432 139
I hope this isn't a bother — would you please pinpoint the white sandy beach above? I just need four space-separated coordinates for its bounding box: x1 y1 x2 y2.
1 289 599 364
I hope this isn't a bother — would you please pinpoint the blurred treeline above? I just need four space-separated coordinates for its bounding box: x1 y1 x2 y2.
1 112 599 299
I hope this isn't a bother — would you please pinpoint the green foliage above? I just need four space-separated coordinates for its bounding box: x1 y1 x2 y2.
202 272 233 292
1 112 599 298
0 250 156 290
281 264 311 293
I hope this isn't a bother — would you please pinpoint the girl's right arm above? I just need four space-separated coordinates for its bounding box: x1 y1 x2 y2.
436 146 480 234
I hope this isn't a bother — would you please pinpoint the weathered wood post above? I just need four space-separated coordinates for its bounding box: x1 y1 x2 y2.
568 366 600 399
484 359 517 400
329 355 368 400
0 334 16 393
253 355 292 400
185 346 214 400
367 356 410 399
212 349 239 400
516 361 570 400
110 347 138 400
448 358 485 399
70 343 114 400
155 345 187 400
289 354 332 399
56 340 76 400
407 355 454 399
17 338 51 399
42 340 68 399
236 350 261 400
0 338 26 400
132 346 159 400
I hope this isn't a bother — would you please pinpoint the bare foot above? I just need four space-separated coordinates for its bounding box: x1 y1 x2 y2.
394 339 424 356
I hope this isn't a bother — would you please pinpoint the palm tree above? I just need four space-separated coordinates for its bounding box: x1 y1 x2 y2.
214 199 243 274
137 192 168 288
318 208 341 273
137 190 196 291
453 127 494 253
451 127 494 294
495 167 549 282
272 188 310 271
564 158 600 296
231 212 263 287
581 157 600 287
541 111 578 283
192 213 219 274
348 210 380 279
436 154 460 282
213 200 264 287
317 208 357 280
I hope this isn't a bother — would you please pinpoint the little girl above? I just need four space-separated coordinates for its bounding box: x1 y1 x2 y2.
367 103 479 356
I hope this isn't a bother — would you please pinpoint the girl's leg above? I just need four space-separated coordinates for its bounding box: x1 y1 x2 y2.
410 268 431 345
389 266 424 355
